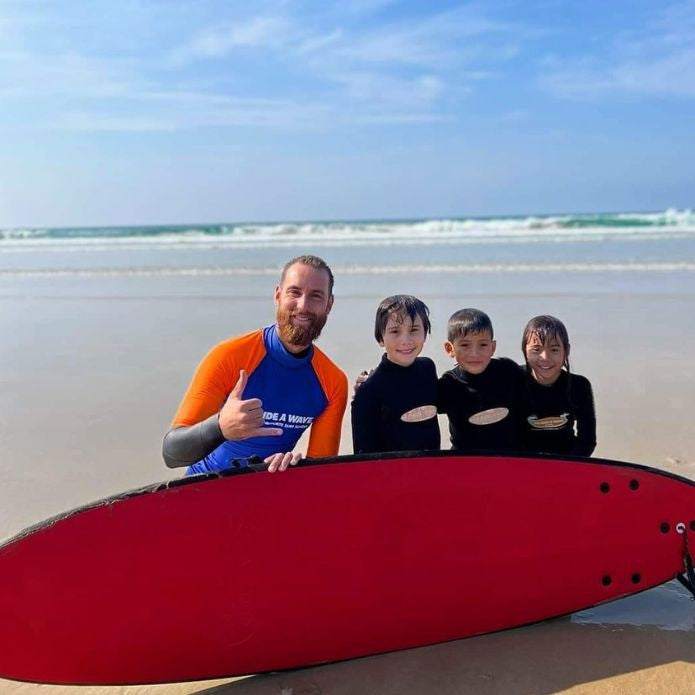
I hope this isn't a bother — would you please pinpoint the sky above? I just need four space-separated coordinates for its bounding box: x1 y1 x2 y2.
0 0 693 227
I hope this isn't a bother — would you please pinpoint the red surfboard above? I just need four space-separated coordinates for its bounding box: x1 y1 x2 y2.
0 452 693 685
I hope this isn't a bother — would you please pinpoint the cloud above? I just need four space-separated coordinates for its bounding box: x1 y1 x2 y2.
48 89 338 132
301 5 520 70
334 72 446 108
540 0 695 99
55 113 181 132
291 5 525 114
0 48 148 99
0 2 536 131
178 15 294 60
297 30 344 56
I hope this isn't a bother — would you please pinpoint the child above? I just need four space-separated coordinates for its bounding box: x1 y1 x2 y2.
438 308 524 452
351 295 440 454
520 315 596 456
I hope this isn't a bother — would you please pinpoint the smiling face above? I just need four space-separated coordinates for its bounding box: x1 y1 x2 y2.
380 312 426 367
524 333 568 385
445 331 496 375
274 262 333 352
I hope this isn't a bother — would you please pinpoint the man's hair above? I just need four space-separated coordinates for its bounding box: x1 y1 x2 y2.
374 295 431 343
447 308 493 342
280 255 334 295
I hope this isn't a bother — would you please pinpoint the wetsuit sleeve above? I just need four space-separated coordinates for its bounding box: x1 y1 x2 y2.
163 331 266 466
351 380 381 454
573 376 597 456
307 352 348 457
162 415 225 468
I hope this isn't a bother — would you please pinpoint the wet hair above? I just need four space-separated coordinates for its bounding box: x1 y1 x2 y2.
280 255 334 295
521 315 571 372
374 295 431 343
447 308 493 342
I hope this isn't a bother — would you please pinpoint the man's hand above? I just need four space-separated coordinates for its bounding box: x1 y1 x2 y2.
218 370 283 441
353 368 373 394
264 451 303 473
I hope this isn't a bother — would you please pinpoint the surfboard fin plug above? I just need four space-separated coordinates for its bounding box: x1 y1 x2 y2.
675 522 695 599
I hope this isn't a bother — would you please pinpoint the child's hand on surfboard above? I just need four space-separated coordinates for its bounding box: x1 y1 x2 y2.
219 370 284 441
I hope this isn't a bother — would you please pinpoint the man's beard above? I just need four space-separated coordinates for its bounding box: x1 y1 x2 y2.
276 307 328 347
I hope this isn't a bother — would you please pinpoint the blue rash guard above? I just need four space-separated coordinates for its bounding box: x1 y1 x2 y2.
185 325 338 475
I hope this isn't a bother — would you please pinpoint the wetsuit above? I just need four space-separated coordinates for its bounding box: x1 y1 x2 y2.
437 357 524 452
164 325 348 474
521 370 596 457
351 355 440 454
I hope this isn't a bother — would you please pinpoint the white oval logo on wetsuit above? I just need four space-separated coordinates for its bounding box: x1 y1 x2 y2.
401 405 438 423
468 407 509 426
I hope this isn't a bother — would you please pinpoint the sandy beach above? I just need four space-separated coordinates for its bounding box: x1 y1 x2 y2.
1 265 694 694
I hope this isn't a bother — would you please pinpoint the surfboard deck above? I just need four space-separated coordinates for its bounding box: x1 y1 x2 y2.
0 451 693 685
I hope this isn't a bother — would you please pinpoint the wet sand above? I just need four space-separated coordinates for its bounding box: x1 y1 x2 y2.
1 269 694 693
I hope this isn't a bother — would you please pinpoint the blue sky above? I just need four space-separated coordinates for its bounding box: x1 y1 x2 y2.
0 0 693 227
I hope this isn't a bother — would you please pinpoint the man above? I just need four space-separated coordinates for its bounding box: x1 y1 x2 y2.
163 255 348 474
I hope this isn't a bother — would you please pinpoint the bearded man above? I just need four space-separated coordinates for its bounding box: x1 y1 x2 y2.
163 255 348 474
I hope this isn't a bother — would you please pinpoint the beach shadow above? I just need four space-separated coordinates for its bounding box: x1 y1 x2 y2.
194 582 695 695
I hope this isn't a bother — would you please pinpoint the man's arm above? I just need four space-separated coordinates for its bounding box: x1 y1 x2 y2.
162 415 225 468
306 362 348 458
163 369 282 468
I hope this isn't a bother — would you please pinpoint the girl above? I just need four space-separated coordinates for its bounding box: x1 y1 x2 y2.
351 295 440 454
520 315 596 457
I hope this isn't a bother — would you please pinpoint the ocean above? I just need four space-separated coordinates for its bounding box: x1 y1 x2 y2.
2 209 695 277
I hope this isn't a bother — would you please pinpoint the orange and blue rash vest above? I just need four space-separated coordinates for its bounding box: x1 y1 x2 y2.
172 325 348 475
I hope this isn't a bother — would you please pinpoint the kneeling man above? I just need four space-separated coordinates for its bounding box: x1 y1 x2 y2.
163 255 347 474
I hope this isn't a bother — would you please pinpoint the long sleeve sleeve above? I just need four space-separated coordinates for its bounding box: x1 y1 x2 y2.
572 377 596 456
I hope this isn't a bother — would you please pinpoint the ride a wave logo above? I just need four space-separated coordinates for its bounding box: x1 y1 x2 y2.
527 413 569 430
263 411 314 429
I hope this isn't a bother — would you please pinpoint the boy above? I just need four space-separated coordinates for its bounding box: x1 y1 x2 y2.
351 295 440 454
438 308 524 452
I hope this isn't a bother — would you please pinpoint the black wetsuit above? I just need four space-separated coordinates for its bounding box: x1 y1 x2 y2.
437 357 524 452
351 355 440 454
521 370 596 457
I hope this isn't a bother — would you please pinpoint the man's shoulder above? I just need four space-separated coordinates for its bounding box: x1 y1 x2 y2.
196 329 267 379
310 344 348 392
